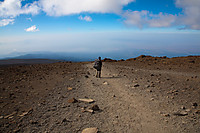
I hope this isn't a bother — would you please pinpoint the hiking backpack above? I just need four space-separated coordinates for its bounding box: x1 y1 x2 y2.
93 60 100 69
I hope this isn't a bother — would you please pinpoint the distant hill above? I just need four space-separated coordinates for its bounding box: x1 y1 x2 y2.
1 52 94 62
0 59 62 65
1 50 199 63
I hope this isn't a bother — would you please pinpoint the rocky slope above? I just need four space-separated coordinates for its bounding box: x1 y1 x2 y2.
0 56 199 133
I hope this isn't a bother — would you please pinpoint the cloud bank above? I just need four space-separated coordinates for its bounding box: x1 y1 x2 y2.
0 0 200 30
39 0 135 16
123 11 176 29
123 0 200 30
176 0 200 30
0 0 39 18
0 0 134 27
0 0 40 27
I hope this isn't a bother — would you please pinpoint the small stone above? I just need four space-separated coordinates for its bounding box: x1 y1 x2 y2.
68 87 73 91
150 84 155 87
82 109 94 113
78 98 94 103
150 98 154 101
103 82 108 85
85 75 89 78
13 128 20 133
62 118 69 123
173 111 188 116
19 108 33 117
82 127 98 133
181 106 186 109
162 113 170 117
151 74 154 76
134 84 140 87
91 105 100 111
61 105 67 108
8 116 14 119
145 85 150 88
185 109 191 112
4 112 17 119
194 110 200 114
69 78 74 80
68 98 78 103
192 103 198 108
30 120 38 124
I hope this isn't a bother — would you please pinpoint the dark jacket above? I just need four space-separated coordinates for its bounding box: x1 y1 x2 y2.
96 59 102 71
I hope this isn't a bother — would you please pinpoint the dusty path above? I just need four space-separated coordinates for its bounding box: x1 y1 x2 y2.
80 63 176 133
78 62 199 133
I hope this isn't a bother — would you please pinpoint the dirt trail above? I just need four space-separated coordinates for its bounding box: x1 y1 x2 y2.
80 63 178 133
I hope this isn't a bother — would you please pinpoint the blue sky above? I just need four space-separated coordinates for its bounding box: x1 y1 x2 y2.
0 0 200 59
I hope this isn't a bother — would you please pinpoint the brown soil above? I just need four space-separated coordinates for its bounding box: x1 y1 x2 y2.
0 56 200 133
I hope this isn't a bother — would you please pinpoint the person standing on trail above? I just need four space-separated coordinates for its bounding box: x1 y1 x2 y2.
93 57 102 78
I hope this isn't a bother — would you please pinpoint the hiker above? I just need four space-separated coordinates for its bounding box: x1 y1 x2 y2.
93 57 102 78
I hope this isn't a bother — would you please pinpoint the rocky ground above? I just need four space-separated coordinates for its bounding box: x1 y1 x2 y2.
0 56 200 133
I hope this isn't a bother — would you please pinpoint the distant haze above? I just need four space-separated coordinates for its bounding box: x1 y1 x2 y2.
0 31 200 61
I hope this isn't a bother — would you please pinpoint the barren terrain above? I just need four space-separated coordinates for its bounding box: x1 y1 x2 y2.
0 56 200 133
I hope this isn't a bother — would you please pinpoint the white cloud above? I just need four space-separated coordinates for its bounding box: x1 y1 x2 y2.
0 0 134 27
0 0 40 18
39 0 135 16
78 15 92 22
123 11 176 29
0 18 15 26
123 0 200 30
0 0 40 27
25 25 39 32
123 10 148 29
175 0 200 30
148 13 176 28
